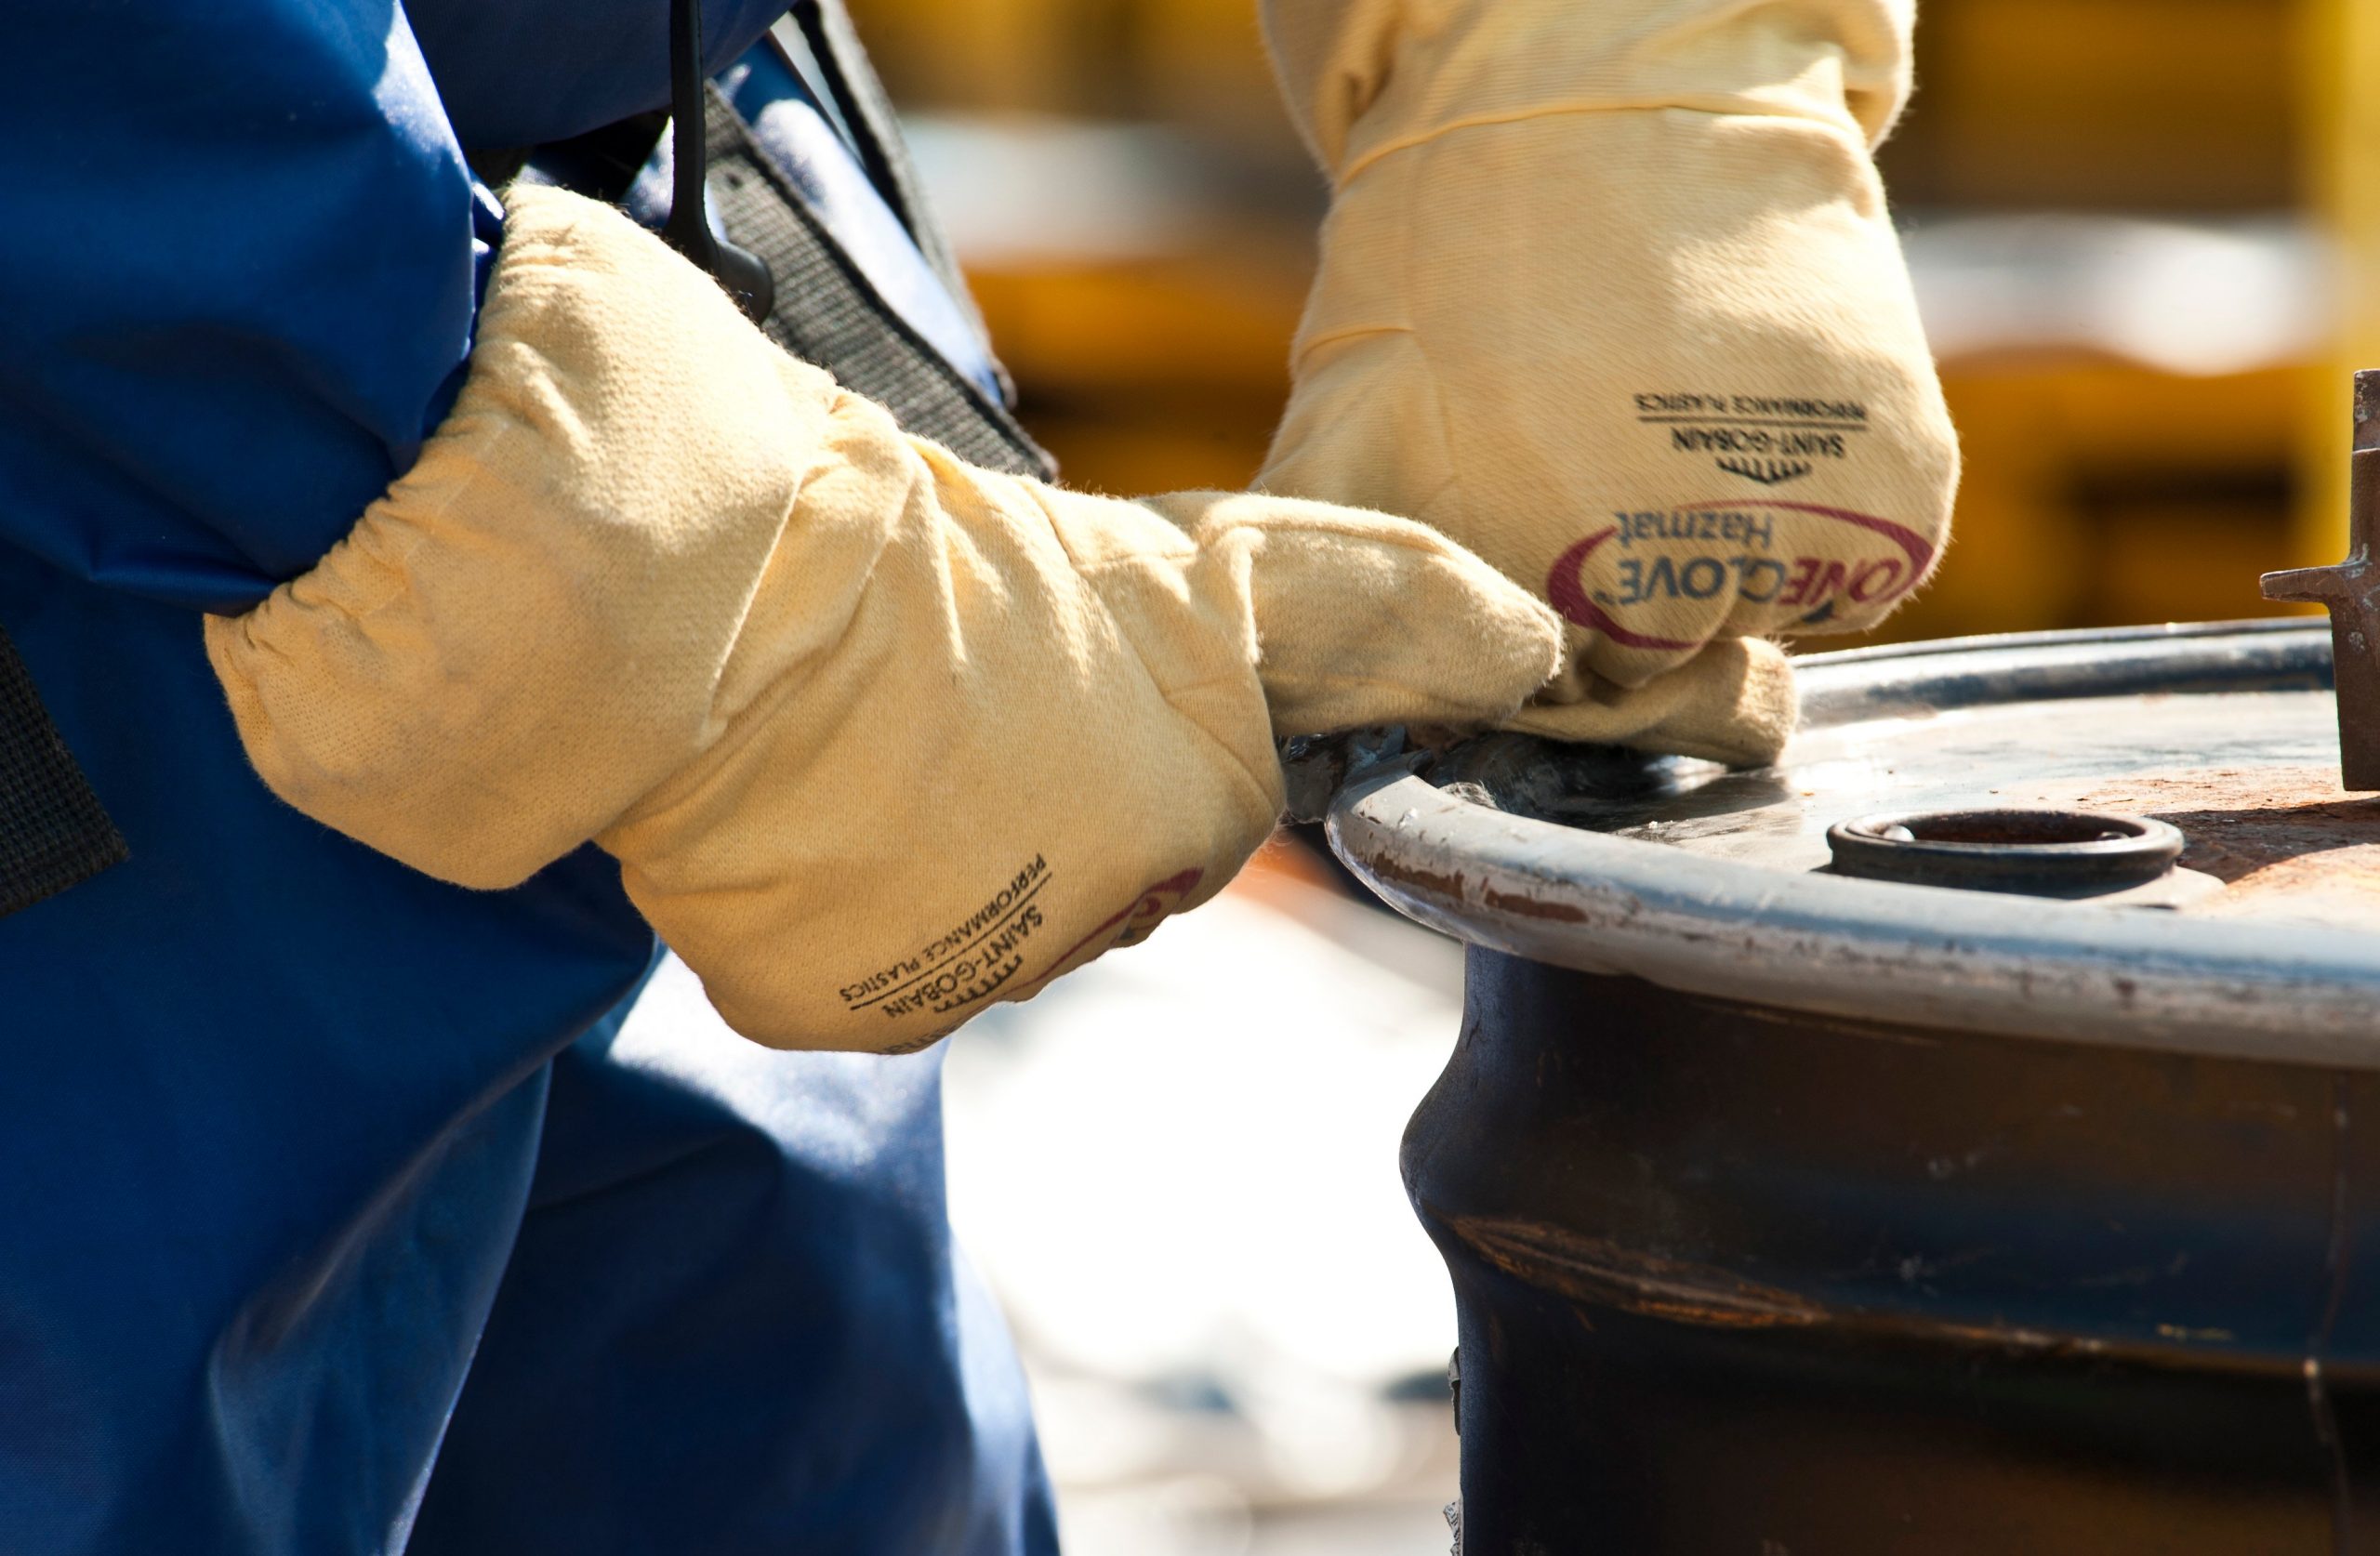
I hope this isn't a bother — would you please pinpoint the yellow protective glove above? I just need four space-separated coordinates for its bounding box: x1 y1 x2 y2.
1258 0 1960 766
204 184 1562 1054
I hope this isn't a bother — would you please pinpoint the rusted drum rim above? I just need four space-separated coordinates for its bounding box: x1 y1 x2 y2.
1827 807 2186 894
1326 620 2380 1062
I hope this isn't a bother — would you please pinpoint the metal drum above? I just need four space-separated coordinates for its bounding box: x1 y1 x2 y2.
1325 620 2380 1555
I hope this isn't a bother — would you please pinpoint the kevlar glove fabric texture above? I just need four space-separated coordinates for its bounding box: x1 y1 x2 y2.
205 184 1562 1053
1258 0 1961 765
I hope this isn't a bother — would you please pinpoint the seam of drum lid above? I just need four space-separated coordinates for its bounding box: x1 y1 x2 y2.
1792 616 2319 673
1792 625 2332 730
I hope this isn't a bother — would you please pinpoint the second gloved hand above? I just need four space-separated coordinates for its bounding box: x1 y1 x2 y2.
1258 0 1961 765
205 184 1561 1053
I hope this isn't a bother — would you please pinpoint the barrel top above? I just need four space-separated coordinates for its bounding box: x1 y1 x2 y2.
1325 620 2380 1062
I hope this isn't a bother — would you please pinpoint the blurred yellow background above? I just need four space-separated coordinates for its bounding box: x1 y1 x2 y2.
849 0 2378 646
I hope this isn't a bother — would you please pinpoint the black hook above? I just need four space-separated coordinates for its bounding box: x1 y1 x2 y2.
662 0 776 323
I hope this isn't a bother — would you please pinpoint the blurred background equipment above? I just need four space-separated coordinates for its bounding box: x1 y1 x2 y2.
845 0 2380 1549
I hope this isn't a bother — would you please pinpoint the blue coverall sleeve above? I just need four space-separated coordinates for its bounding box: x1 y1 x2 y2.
0 0 818 617
0 0 485 615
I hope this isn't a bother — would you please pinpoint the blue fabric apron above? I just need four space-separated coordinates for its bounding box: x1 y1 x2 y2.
0 4 1053 1551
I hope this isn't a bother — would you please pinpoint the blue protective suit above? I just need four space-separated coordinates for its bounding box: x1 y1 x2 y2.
0 5 1056 1552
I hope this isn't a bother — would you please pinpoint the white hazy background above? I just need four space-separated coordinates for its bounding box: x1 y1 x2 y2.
943 865 1471 1555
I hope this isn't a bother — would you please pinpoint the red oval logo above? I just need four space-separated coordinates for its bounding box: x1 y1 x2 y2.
1546 501 1937 652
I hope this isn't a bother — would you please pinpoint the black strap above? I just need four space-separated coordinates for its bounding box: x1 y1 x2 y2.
0 623 127 918
470 111 670 204
776 1 997 370
703 82 1055 479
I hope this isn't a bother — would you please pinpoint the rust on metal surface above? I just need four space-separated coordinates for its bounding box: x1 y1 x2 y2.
2261 369 2380 789
1362 854 1468 903
2009 765 2380 923
1479 885 1588 923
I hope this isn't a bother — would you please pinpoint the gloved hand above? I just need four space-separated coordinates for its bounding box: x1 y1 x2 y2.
204 184 1562 1053
1257 0 1960 765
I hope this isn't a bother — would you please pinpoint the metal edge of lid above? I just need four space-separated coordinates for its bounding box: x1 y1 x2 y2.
1794 615 2328 727
1784 614 2313 671
1325 620 2380 1065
